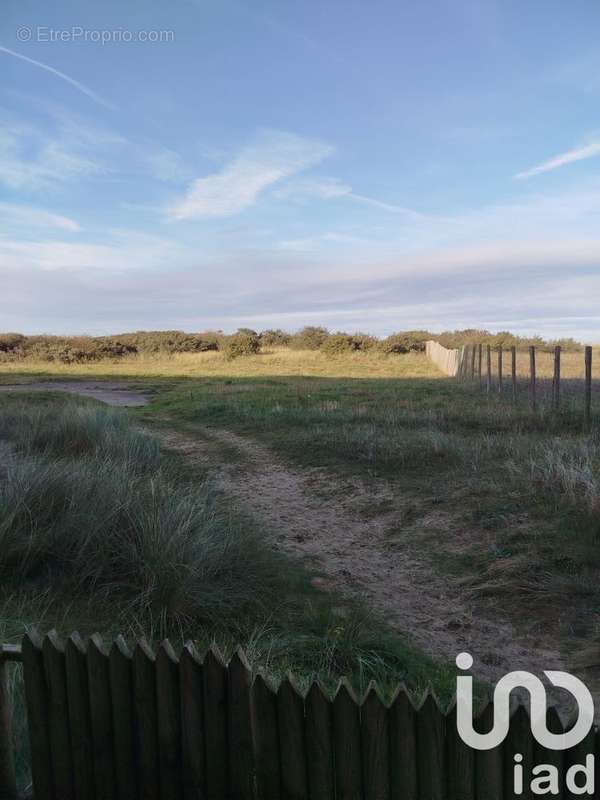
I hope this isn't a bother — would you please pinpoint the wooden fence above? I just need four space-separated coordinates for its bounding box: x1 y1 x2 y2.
425 341 464 377
1 634 600 800
426 342 596 427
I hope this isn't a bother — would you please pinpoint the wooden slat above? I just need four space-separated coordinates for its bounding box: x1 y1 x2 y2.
65 633 95 800
553 346 561 410
277 674 308 800
446 699 474 800
109 636 137 800
478 344 483 387
88 634 115 800
43 631 75 800
21 631 54 800
529 346 537 412
416 691 445 800
132 639 159 800
389 686 418 800
228 649 254 800
332 678 362 800
511 347 517 403
203 646 228 799
497 349 503 393
180 644 205 800
475 701 503 800
360 682 389 800
305 682 334 800
486 346 492 393
252 672 281 800
564 715 595 800
0 656 16 800
504 703 533 800
156 640 183 800
533 706 564 800
585 345 592 429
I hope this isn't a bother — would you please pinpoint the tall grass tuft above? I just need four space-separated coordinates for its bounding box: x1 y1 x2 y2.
525 436 600 515
0 402 160 471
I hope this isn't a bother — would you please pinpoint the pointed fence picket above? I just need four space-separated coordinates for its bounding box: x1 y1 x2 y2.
1 633 600 799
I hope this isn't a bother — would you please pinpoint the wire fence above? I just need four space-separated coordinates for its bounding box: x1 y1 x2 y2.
427 341 598 428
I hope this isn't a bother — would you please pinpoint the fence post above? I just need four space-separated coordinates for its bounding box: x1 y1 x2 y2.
552 346 561 411
511 347 517 403
0 656 17 800
529 346 536 412
486 346 492 394
478 344 483 388
497 349 503 393
470 346 476 379
585 346 592 430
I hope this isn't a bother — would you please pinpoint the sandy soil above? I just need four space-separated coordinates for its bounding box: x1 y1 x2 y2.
157 424 566 687
0 381 149 407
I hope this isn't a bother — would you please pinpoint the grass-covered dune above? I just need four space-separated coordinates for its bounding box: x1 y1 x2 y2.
0 394 451 690
0 392 457 788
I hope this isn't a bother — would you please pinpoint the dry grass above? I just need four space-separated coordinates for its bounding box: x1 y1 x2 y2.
0 348 442 381
489 346 600 380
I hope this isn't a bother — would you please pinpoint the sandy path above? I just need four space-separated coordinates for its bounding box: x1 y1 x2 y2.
157 424 565 685
0 381 149 407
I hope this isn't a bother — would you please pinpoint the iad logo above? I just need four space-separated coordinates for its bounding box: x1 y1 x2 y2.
455 653 596 795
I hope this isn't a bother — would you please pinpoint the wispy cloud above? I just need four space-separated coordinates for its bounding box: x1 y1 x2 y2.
0 46 113 109
275 176 425 217
143 146 191 183
0 229 189 273
0 202 80 231
514 139 600 179
277 231 370 251
0 124 104 190
168 130 333 220
349 193 425 217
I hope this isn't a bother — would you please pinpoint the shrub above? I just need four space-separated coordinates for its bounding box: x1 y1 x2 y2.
236 328 258 337
351 333 379 351
546 338 583 353
95 339 138 359
431 329 582 352
260 329 292 347
379 331 430 354
112 330 221 354
321 334 360 356
290 326 329 350
0 333 25 353
223 331 261 359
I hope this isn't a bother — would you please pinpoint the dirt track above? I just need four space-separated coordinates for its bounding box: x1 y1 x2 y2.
157 424 565 686
0 381 149 407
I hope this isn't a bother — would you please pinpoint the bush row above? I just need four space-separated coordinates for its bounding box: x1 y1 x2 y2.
0 327 582 363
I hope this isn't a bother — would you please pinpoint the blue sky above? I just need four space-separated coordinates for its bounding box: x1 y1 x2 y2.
1 0 600 340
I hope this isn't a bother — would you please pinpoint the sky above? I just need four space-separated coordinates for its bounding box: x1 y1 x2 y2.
1 0 600 340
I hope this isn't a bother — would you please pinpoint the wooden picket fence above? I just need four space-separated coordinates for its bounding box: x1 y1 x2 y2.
425 341 463 377
1 634 600 800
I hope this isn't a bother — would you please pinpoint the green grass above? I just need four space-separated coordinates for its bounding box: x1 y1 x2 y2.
139 371 600 638
0 392 461 789
0 394 452 683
